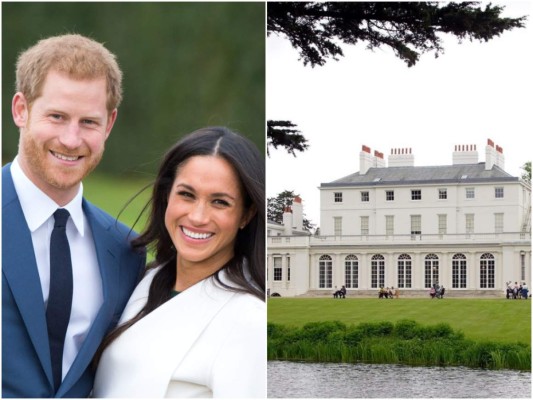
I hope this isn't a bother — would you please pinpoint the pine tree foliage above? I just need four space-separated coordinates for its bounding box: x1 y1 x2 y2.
267 120 309 156
268 2 526 67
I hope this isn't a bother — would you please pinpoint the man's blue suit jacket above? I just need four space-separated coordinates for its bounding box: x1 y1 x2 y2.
2 164 146 398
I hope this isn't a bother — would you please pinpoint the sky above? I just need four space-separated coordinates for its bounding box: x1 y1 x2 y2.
266 1 533 227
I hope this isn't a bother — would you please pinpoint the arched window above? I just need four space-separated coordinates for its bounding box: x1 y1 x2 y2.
397 254 412 288
319 255 333 289
371 254 385 289
480 253 495 288
345 255 358 288
425 254 439 288
452 254 467 288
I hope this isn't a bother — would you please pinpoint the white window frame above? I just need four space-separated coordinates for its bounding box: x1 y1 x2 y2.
334 217 342 236
360 216 369 235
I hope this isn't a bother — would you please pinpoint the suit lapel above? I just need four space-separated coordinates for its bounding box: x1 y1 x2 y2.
57 201 120 397
2 165 54 388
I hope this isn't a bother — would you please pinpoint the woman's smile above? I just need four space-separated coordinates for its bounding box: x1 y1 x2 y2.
180 226 214 241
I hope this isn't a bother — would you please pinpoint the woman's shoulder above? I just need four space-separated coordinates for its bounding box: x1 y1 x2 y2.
218 290 265 328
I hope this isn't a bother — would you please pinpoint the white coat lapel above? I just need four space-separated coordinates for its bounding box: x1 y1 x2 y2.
97 271 236 398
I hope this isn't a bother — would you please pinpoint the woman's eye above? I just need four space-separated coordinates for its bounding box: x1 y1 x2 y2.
177 191 194 199
213 199 230 207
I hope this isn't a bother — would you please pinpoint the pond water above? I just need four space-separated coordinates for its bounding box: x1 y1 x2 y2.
268 361 531 398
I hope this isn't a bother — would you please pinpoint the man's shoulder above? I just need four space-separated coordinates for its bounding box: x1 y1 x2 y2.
82 199 138 240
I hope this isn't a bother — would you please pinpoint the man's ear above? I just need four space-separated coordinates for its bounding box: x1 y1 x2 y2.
240 204 257 229
12 92 29 128
104 108 118 140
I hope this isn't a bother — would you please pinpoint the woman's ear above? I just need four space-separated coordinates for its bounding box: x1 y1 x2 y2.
240 204 257 229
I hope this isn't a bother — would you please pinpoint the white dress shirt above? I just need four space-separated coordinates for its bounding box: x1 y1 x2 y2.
10 157 103 380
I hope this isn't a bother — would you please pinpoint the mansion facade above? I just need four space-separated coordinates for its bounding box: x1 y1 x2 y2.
267 139 531 297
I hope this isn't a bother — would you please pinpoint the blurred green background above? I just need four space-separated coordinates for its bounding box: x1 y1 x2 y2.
2 2 265 228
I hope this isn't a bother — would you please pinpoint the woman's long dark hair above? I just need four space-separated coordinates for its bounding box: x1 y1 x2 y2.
94 127 265 366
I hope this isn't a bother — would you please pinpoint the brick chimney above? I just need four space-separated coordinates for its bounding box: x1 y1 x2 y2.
282 206 293 235
485 138 497 170
388 147 414 167
495 144 505 170
291 196 303 231
374 150 386 168
359 145 375 175
452 144 478 165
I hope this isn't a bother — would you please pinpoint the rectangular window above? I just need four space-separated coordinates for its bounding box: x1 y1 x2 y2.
371 258 385 289
480 257 495 288
345 258 358 289
385 215 394 235
273 257 282 281
334 192 343 203
438 214 447 234
334 217 342 236
411 189 422 200
386 190 394 201
495 187 504 198
465 214 475 234
452 258 467 288
361 191 369 202
495 213 504 233
410 215 421 235
521 253 526 281
360 216 369 235
319 259 332 288
438 189 447 200
466 188 475 199
287 256 291 281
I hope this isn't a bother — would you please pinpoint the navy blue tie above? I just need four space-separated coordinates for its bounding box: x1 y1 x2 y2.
46 209 73 392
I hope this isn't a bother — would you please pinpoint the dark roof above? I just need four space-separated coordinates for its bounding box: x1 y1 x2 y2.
321 163 518 187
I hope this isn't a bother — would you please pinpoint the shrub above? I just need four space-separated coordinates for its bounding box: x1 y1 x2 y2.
300 321 346 342
394 319 419 339
357 321 394 337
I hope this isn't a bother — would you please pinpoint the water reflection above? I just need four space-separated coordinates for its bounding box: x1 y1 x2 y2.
268 361 531 398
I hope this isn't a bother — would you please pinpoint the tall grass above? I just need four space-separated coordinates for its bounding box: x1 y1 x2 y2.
268 320 531 371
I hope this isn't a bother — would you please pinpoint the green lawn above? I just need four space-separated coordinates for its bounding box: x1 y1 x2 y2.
268 298 531 345
83 172 153 231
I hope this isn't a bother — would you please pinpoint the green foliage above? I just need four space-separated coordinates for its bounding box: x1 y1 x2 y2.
2 3 265 175
268 320 531 370
521 161 531 184
267 190 315 230
300 321 346 342
357 321 394 337
267 120 308 156
268 2 526 67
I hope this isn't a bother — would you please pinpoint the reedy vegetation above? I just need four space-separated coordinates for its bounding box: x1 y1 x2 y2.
268 320 531 371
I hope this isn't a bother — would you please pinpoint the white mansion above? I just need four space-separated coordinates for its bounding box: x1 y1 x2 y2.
267 139 531 297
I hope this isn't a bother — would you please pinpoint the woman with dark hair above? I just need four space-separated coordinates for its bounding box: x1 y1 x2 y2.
93 127 266 398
